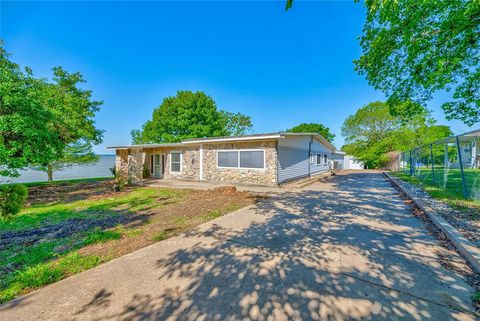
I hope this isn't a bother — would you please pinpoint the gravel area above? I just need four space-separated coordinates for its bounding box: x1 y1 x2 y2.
393 178 480 249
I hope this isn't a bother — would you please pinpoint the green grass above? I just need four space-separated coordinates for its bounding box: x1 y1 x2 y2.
152 231 170 242
0 252 104 303
83 229 122 245
0 187 185 231
0 177 113 188
390 170 480 210
473 291 480 303
0 186 187 303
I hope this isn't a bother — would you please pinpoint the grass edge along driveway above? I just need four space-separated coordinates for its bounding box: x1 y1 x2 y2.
0 186 252 303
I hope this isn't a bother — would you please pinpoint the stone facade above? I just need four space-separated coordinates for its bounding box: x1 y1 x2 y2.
116 139 278 186
203 140 278 186
128 149 144 185
115 149 129 182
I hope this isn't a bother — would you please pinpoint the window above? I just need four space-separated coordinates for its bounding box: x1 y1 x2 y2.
218 151 238 168
217 150 265 169
150 155 154 174
240 151 264 169
316 154 322 165
170 152 181 173
323 154 328 165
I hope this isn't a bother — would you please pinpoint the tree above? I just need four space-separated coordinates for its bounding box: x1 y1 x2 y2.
33 141 99 182
0 46 63 177
34 67 103 181
286 122 335 142
341 101 452 168
220 111 253 137
132 91 252 144
355 0 480 126
0 46 103 181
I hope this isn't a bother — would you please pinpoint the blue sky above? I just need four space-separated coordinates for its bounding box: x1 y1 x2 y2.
1 1 475 154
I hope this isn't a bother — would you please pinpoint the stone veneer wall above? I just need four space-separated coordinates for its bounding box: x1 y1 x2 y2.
128 149 145 185
115 149 129 182
203 140 278 186
118 140 278 186
148 147 200 181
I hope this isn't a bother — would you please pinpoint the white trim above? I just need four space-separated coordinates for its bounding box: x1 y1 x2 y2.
169 151 182 174
216 149 266 170
182 135 281 145
315 153 322 166
323 154 328 165
199 145 204 180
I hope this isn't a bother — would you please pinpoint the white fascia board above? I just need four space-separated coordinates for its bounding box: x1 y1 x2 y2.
181 135 282 145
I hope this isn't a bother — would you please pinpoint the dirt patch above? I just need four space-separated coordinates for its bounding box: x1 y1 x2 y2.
78 188 256 258
390 181 480 313
26 179 116 206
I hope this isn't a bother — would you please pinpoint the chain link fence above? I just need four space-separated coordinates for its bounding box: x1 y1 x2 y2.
395 129 480 202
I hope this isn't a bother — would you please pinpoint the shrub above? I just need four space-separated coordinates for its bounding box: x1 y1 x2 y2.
0 184 28 219
109 165 116 176
143 165 150 179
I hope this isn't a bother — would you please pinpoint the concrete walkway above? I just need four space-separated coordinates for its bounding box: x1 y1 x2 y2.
1 171 477 321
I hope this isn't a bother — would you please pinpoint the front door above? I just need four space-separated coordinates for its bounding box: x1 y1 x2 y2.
153 154 163 178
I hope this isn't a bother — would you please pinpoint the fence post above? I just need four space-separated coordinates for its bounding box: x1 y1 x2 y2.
409 150 414 176
430 144 435 184
455 136 468 199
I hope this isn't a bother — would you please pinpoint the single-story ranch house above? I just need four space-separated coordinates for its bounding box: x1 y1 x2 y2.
108 132 349 186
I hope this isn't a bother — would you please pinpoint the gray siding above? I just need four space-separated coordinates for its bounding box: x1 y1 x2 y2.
277 136 311 183
310 139 331 175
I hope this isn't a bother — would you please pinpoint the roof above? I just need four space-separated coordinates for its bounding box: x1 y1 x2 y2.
107 143 183 150
107 132 336 151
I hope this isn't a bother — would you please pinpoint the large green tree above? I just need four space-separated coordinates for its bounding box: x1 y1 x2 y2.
286 122 335 143
132 91 252 143
0 46 103 180
341 101 452 168
33 141 99 182
0 48 62 177
355 0 480 126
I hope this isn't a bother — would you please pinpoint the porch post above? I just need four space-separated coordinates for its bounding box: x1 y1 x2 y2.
199 144 204 181
455 136 468 198
115 149 129 182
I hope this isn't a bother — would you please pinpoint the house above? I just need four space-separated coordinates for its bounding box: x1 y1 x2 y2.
108 132 338 186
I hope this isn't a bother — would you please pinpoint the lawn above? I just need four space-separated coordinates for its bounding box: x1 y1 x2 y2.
390 169 480 210
0 184 254 303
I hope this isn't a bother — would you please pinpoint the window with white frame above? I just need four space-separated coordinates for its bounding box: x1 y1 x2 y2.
218 150 264 169
170 152 182 173
323 154 328 165
316 154 322 165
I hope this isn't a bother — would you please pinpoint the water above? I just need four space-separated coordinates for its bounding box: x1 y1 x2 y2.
0 155 115 184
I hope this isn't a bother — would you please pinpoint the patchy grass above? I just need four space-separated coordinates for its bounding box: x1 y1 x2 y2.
390 171 480 212
83 229 122 245
0 252 105 303
0 184 255 304
473 291 480 303
0 188 184 231
152 231 170 242
0 177 113 188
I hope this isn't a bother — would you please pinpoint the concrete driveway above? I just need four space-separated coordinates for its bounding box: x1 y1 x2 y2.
0 171 477 321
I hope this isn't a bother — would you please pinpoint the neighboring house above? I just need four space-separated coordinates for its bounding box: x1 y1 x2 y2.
108 132 338 186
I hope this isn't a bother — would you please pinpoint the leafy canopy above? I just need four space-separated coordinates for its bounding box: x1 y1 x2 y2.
341 101 452 168
132 91 252 144
0 45 103 178
0 48 62 177
286 123 335 143
355 0 480 126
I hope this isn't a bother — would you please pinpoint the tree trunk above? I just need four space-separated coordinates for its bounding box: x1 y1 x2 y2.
47 164 53 183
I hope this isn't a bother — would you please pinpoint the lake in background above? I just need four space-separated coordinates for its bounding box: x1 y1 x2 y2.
0 155 116 184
